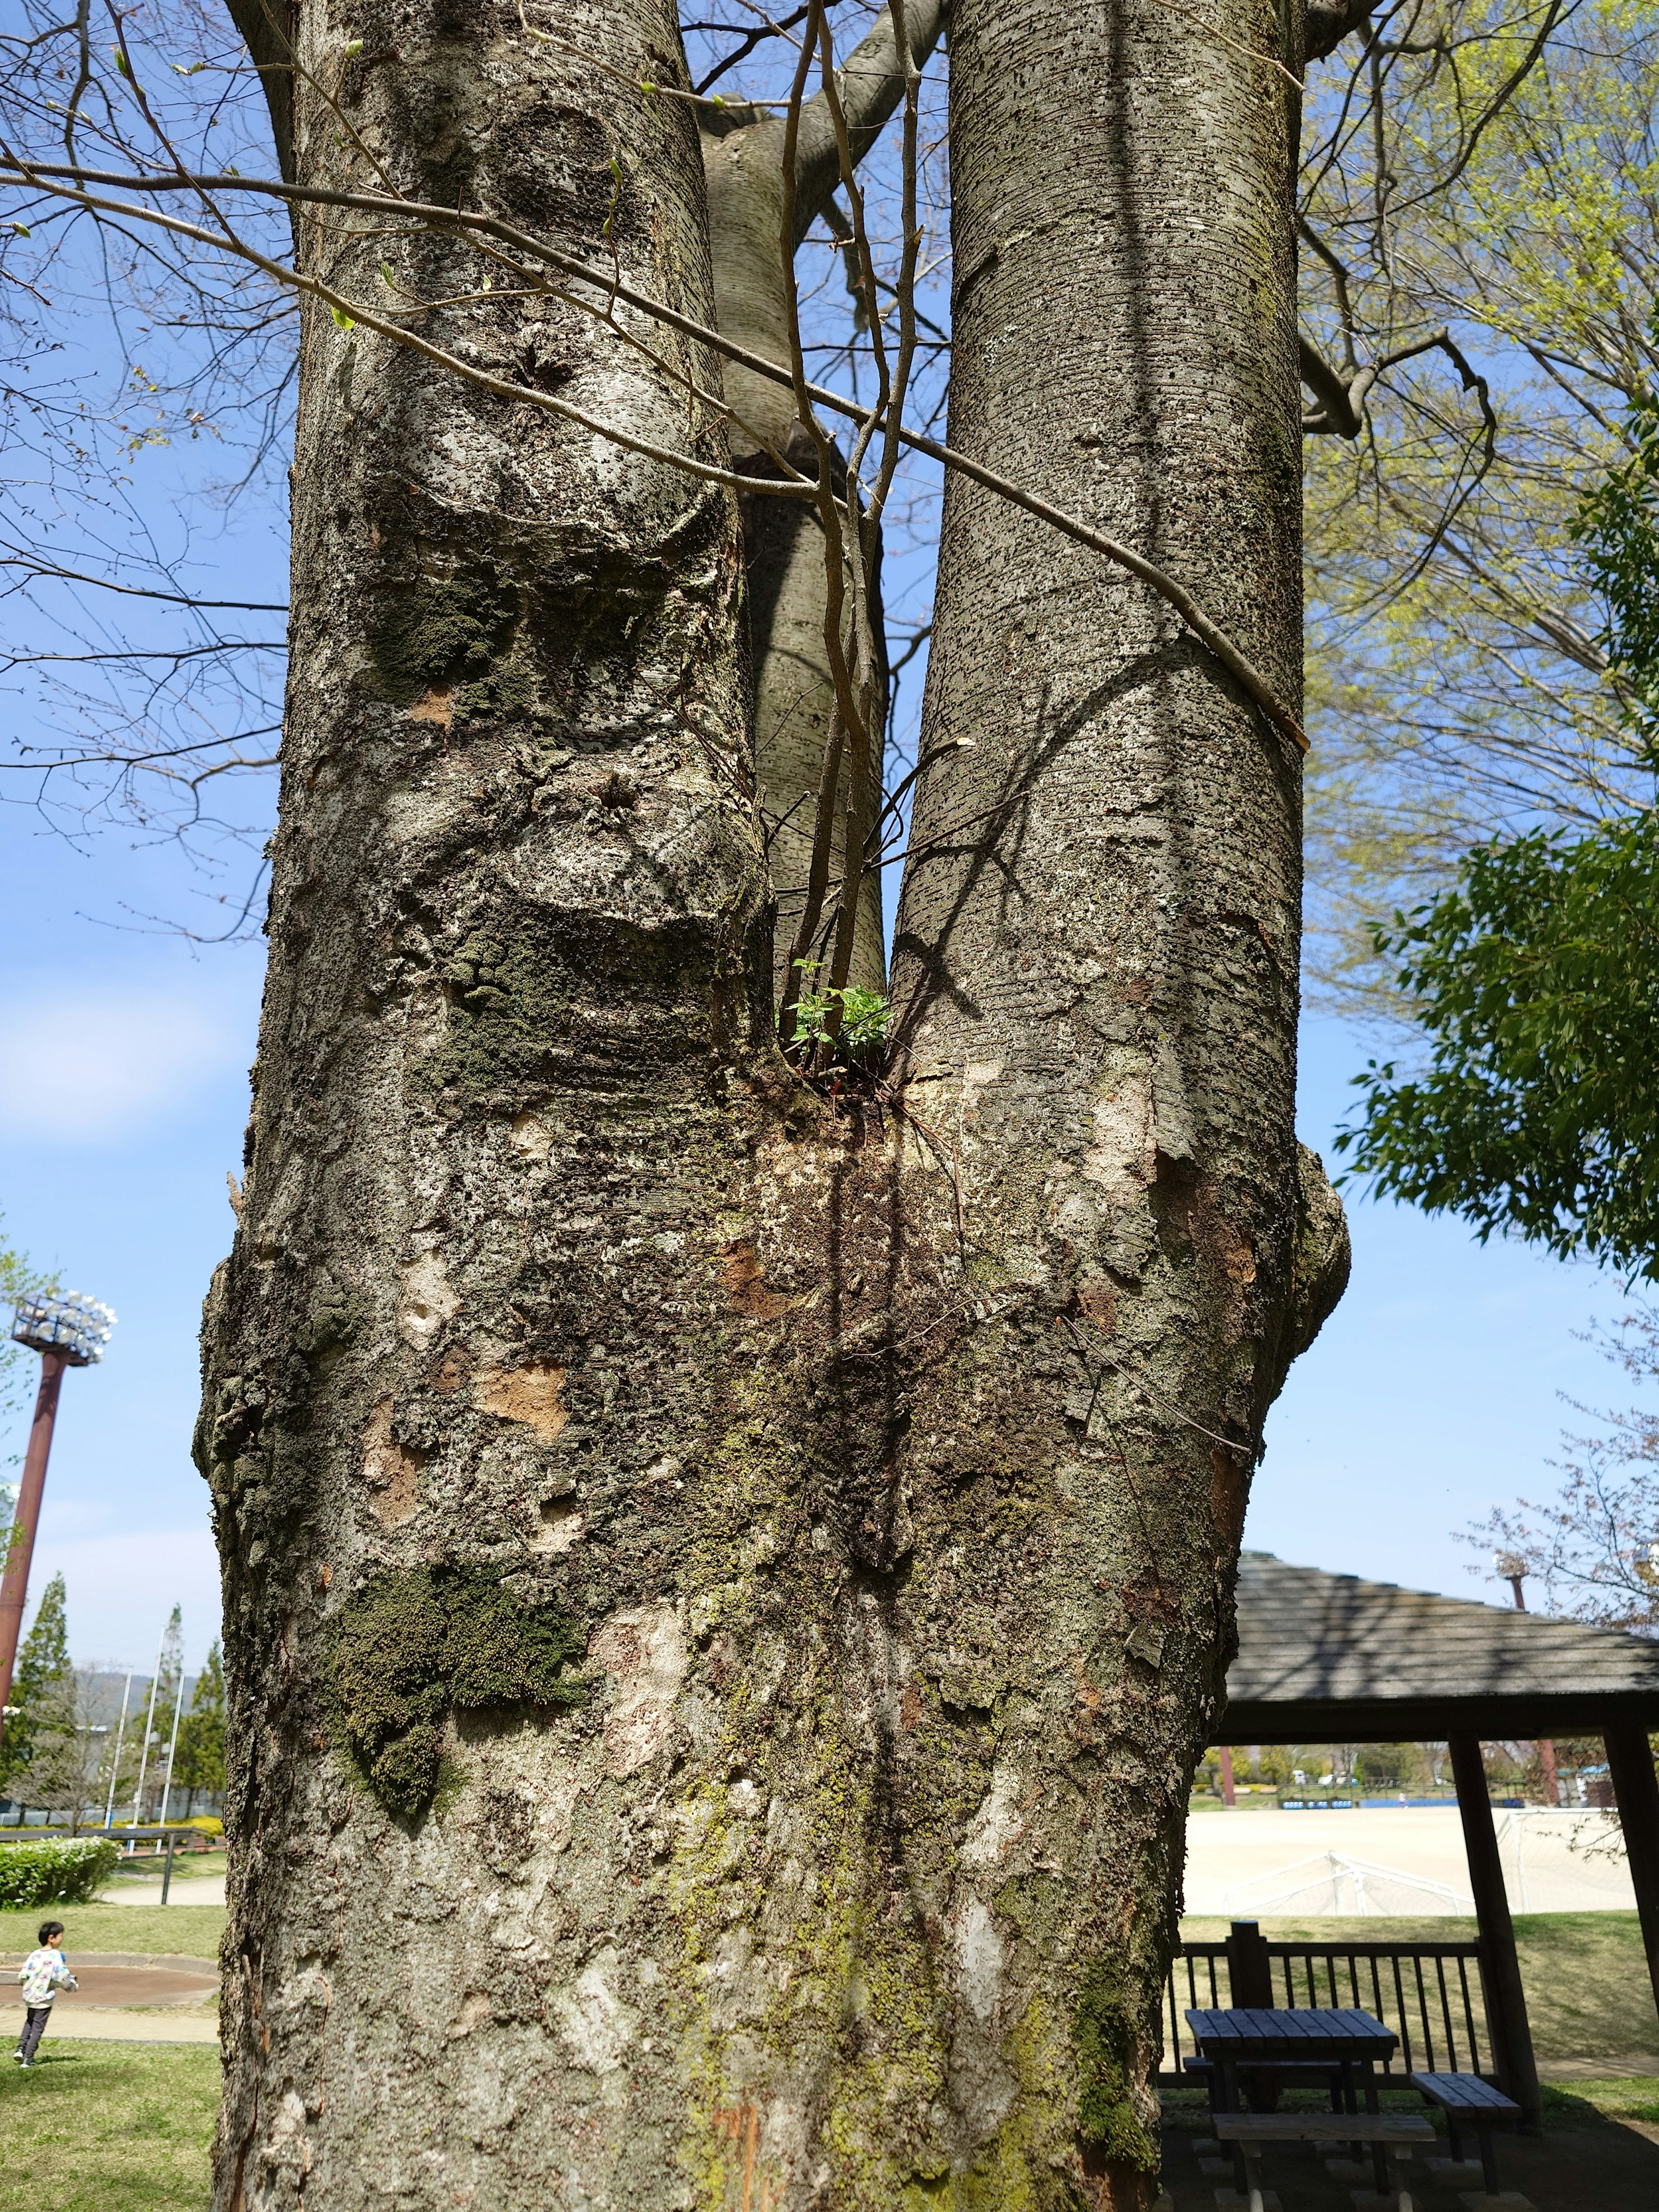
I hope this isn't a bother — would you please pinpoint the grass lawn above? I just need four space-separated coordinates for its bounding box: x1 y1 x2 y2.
1180 1910 1659 2069
0 1903 226 1959
0 2043 219 2211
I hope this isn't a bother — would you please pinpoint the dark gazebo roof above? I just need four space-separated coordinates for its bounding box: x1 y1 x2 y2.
1219 1550 1659 1743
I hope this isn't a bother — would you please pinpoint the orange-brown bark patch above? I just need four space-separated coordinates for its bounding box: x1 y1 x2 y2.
723 1239 791 1319
362 1398 425 1527
474 1358 569 1442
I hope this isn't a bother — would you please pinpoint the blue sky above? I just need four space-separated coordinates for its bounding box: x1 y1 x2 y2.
0 781 1639 1668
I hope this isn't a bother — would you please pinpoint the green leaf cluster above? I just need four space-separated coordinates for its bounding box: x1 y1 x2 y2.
1573 367 1659 757
172 1641 225 1805
1337 810 1659 1278
786 971 890 1062
0 1835 118 1910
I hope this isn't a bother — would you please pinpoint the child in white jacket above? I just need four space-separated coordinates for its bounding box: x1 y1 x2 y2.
15 1920 77 2066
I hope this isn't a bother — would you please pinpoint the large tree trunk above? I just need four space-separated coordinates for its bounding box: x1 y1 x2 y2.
202 2 1344 2207
199 3 772 2204
883 0 1342 2193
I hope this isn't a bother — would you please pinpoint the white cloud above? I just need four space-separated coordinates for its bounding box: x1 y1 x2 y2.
0 988 235 1143
23 1525 221 1671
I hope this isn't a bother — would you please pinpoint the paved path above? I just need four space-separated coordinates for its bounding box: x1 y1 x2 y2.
98 1873 226 1907
10 2009 220 2045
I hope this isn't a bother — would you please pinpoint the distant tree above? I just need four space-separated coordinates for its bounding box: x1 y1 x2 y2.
1355 1743 1421 1792
0 1573 71 1814
1339 355 1659 1280
142 1606 184 1822
20 1667 112 1833
1463 1308 1659 1634
172 1642 226 1815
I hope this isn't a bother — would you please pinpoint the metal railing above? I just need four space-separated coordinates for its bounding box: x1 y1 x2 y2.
1160 1933 1491 2088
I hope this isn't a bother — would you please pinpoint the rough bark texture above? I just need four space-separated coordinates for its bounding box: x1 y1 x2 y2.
198 2 775 2203
203 3 1343 2208
881 0 1330 2194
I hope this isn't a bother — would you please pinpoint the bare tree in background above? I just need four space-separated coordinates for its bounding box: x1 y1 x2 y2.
1468 1306 1659 1635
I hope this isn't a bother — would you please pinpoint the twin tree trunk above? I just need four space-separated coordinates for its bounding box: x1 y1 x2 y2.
201 3 1343 2209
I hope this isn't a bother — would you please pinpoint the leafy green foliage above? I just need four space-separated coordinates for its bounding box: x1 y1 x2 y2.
0 1837 118 1909
1338 791 1659 1278
786 970 890 1063
327 1567 584 1819
1340 305 1659 1275
172 1642 225 1808
0 1573 71 1801
1572 363 1659 758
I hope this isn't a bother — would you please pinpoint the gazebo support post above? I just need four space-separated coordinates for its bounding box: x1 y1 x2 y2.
1603 1722 1659 2030
1448 1732 1541 2131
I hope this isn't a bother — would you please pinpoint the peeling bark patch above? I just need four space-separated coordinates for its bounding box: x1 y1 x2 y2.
551 1948 637 2073
448 1990 492 2039
325 1566 585 1817
723 1239 791 1318
362 1398 425 1527
1083 1077 1153 1206
588 1601 687 1776
399 1252 459 1348
474 1357 569 1442
530 1495 584 1554
407 686 454 727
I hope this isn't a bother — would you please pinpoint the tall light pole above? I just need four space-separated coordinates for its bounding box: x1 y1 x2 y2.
0 1291 115 1755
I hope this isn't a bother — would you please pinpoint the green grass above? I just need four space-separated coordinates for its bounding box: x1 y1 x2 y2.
0 2043 219 2210
1179 1911 1659 2069
0 1903 226 1959
1541 2076 1659 2125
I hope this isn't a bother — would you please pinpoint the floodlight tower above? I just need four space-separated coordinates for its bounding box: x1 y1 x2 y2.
0 1291 115 1752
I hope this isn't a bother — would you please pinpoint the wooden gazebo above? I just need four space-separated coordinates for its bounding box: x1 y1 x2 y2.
1215 1551 1659 2124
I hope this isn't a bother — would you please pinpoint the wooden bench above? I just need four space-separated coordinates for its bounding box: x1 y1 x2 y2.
1213 2110 1434 2212
1407 2073 1520 2197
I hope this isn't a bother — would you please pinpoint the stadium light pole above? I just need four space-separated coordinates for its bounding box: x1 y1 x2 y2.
0 1291 116 1755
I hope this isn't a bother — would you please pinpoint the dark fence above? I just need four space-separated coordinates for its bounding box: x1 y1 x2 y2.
1158 1923 1492 2088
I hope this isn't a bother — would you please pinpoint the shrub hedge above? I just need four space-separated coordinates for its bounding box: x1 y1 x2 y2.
0 1836 120 1909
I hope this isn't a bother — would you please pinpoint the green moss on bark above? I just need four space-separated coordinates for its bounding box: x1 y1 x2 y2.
1073 1960 1158 2172
326 1566 585 1818
370 565 521 703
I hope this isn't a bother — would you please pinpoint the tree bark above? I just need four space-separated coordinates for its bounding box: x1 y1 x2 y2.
701 2 947 1006
199 3 774 2204
885 0 1339 2194
203 2 1345 2206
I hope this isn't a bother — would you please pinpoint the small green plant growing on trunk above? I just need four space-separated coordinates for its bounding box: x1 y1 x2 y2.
785 966 890 1068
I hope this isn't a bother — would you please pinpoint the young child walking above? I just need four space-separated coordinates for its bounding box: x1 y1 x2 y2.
15 1920 77 2067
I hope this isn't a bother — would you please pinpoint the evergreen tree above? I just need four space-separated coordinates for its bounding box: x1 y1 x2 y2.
0 1572 70 1810
173 1641 226 1814
142 1605 184 1821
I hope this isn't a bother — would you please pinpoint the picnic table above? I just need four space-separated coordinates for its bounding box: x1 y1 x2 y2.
1186 2005 1418 2201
